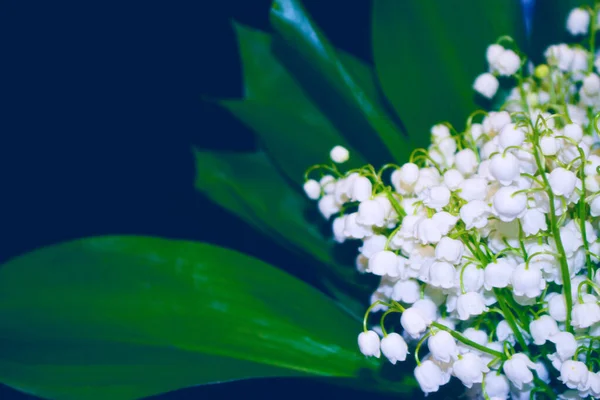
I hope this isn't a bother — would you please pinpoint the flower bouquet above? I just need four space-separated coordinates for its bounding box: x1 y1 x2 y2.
2 0 600 399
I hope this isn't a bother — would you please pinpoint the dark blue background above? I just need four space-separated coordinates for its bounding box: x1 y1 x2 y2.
0 1 393 399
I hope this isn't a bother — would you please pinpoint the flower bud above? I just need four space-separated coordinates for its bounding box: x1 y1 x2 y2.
330 145 349 163
473 73 499 99
380 332 408 364
503 353 536 390
428 330 459 363
492 186 527 222
303 179 321 200
563 123 583 143
357 330 380 357
489 152 520 185
540 135 559 156
549 167 577 197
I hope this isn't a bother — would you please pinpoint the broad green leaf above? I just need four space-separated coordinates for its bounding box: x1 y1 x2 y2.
193 149 372 315
529 0 593 64
269 0 411 165
231 23 365 184
372 0 526 148
0 236 381 400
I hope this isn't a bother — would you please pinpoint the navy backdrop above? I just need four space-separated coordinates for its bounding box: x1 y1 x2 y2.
0 0 388 399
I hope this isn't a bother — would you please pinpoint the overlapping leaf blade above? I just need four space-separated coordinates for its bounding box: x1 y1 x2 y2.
194 149 371 317
372 0 526 148
269 0 411 164
0 236 380 400
227 23 366 185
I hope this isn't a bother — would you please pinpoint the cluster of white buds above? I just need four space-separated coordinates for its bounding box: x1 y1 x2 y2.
304 5 600 399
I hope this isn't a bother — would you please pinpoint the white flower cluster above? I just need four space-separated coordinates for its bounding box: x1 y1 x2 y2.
304 6 600 399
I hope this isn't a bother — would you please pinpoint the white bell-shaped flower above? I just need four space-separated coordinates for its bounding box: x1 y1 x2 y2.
351 176 372 202
318 195 340 219
458 177 488 201
332 216 347 243
428 330 459 363
416 218 443 245
492 186 527 222
540 135 559 156
455 148 479 176
330 145 349 163
367 251 396 276
357 330 381 357
549 332 578 361
572 301 600 329
474 72 499 99
460 264 484 293
421 185 451 210
435 237 464 264
453 352 490 388
581 371 600 398
591 196 600 217
484 373 510 399
511 263 545 298
491 49 521 77
489 152 520 186
496 320 516 345
400 307 429 338
380 332 408 364
548 167 577 197
428 261 456 289
343 213 372 239
520 208 548 235
432 212 458 235
503 353 536 390
392 279 421 304
566 8 590 36
414 360 446 394
563 123 583 143
359 234 387 258
529 315 559 345
486 44 504 65
460 200 491 229
498 123 526 149
482 111 511 134
356 199 386 227
458 328 489 354
443 168 464 190
548 293 567 322
319 175 336 194
484 258 516 290
560 360 589 390
456 291 488 320
413 299 438 323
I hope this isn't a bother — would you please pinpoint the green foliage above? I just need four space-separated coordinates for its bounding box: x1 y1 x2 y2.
0 237 379 400
372 0 526 147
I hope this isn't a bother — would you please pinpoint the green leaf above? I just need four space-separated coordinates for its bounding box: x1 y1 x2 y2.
372 0 526 148
0 236 380 400
193 149 372 316
230 23 365 184
529 0 593 63
269 0 411 165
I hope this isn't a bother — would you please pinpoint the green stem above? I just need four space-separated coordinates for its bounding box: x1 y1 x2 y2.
430 322 505 359
494 289 528 350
